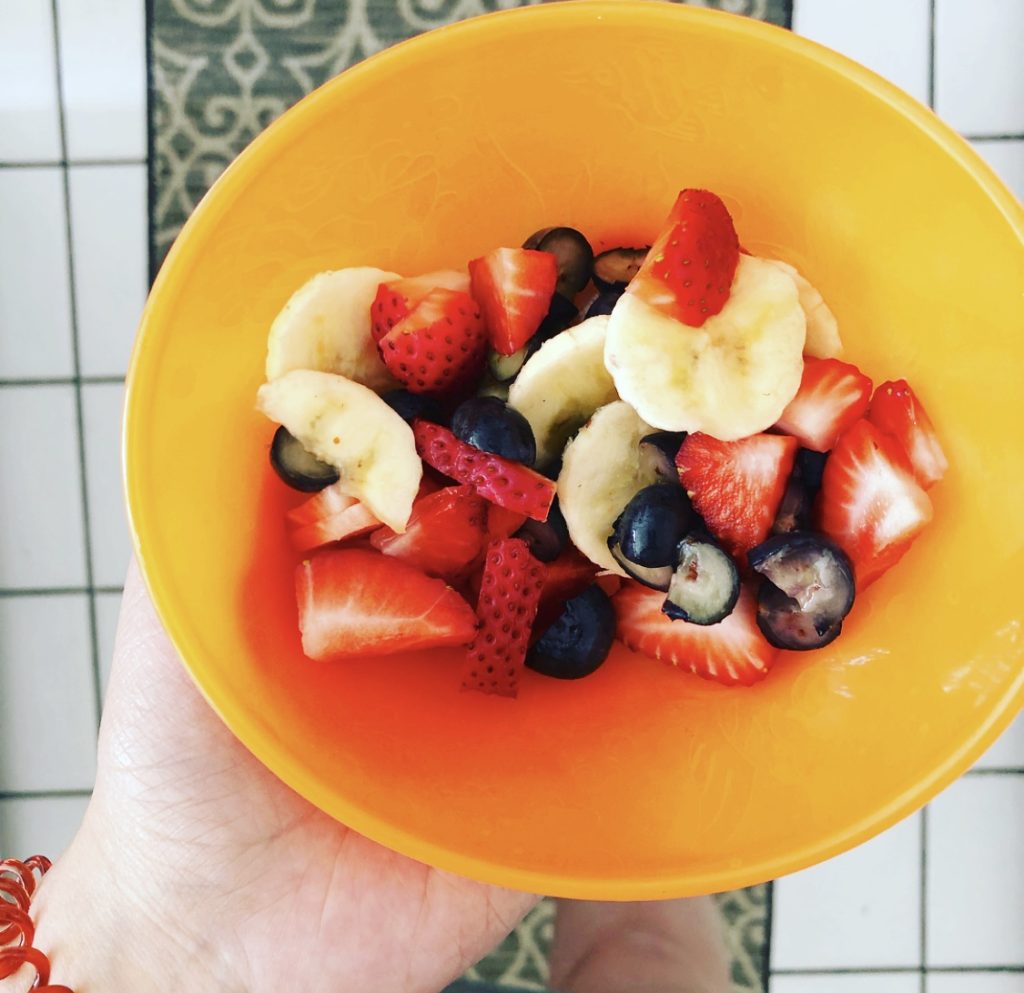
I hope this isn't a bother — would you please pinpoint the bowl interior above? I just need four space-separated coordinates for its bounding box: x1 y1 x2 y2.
126 2 1024 898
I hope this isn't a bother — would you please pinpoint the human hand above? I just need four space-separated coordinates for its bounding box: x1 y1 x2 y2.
22 561 537 993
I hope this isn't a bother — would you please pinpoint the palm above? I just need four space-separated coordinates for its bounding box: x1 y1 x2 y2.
87 565 536 993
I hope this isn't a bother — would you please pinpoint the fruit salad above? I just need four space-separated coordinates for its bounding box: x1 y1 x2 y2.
257 190 947 696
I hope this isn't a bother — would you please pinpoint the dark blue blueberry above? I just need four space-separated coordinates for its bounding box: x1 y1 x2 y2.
616 484 694 567
451 395 536 465
750 532 855 651
514 499 568 562
527 585 615 680
771 475 813 534
592 246 649 290
638 431 686 484
795 448 828 491
382 389 444 425
269 425 339 492
533 227 594 297
535 292 579 339
585 286 624 318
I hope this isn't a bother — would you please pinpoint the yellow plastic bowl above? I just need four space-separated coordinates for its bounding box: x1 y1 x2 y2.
125 1 1024 899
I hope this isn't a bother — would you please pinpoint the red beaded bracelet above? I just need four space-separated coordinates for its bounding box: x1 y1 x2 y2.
0 856 73 991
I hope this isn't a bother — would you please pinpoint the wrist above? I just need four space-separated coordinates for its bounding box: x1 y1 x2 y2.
23 814 234 993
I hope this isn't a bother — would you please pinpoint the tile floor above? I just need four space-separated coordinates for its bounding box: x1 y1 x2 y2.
0 2 1021 989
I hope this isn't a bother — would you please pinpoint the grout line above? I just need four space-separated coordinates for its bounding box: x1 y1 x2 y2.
762 881 774 992
965 767 1024 776
771 966 1024 976
48 0 105 732
145 0 158 284
964 133 1024 142
0 789 93 802
0 157 147 170
0 586 124 598
927 0 936 109
0 375 126 388
920 807 928 992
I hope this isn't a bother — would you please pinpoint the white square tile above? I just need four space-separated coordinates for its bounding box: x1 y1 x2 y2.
0 385 87 587
0 167 73 378
55 0 146 159
773 974 920 993
0 795 90 858
974 712 1024 770
0 594 97 792
95 590 122 698
68 164 147 375
82 383 129 588
929 974 1024 993
794 0 931 105
972 140 1024 202
935 0 1024 134
772 815 922 969
928 777 1024 966
0 0 61 161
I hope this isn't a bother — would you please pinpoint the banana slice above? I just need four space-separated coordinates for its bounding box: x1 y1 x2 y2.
604 255 806 440
557 401 657 575
765 259 842 358
266 266 400 391
507 315 618 467
257 370 421 532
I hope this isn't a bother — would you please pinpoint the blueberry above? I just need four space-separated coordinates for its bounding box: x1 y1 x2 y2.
585 286 624 318
514 499 568 562
749 532 855 650
608 537 674 591
662 535 739 625
269 425 339 492
592 246 649 290
638 431 686 484
451 395 536 464
535 292 579 339
525 227 594 297
616 484 694 567
795 448 828 491
771 475 813 534
382 389 444 425
527 585 616 679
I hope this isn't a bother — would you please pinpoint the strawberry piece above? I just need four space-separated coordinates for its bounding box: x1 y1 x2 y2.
613 581 775 687
627 188 740 327
818 419 933 588
370 484 487 580
370 283 409 344
868 379 948 489
676 432 799 559
287 482 381 552
775 357 873 452
468 247 558 355
462 538 546 696
534 547 600 633
378 288 487 395
412 420 556 522
296 548 478 660
486 504 529 539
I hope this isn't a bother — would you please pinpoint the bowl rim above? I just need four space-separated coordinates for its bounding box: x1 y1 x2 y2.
125 0 1024 899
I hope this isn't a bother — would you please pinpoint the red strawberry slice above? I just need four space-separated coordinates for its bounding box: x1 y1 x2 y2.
627 188 740 327
370 283 409 344
287 482 381 552
370 484 487 580
534 547 600 633
412 420 556 522
486 504 529 539
468 247 558 355
296 548 477 660
462 538 546 696
775 357 873 452
378 287 487 395
818 418 933 589
676 432 799 559
868 379 948 489
613 581 775 687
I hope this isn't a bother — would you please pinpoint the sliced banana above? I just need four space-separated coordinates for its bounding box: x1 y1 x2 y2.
257 370 421 532
507 315 618 467
605 255 806 440
265 266 400 391
557 401 657 575
765 259 842 359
